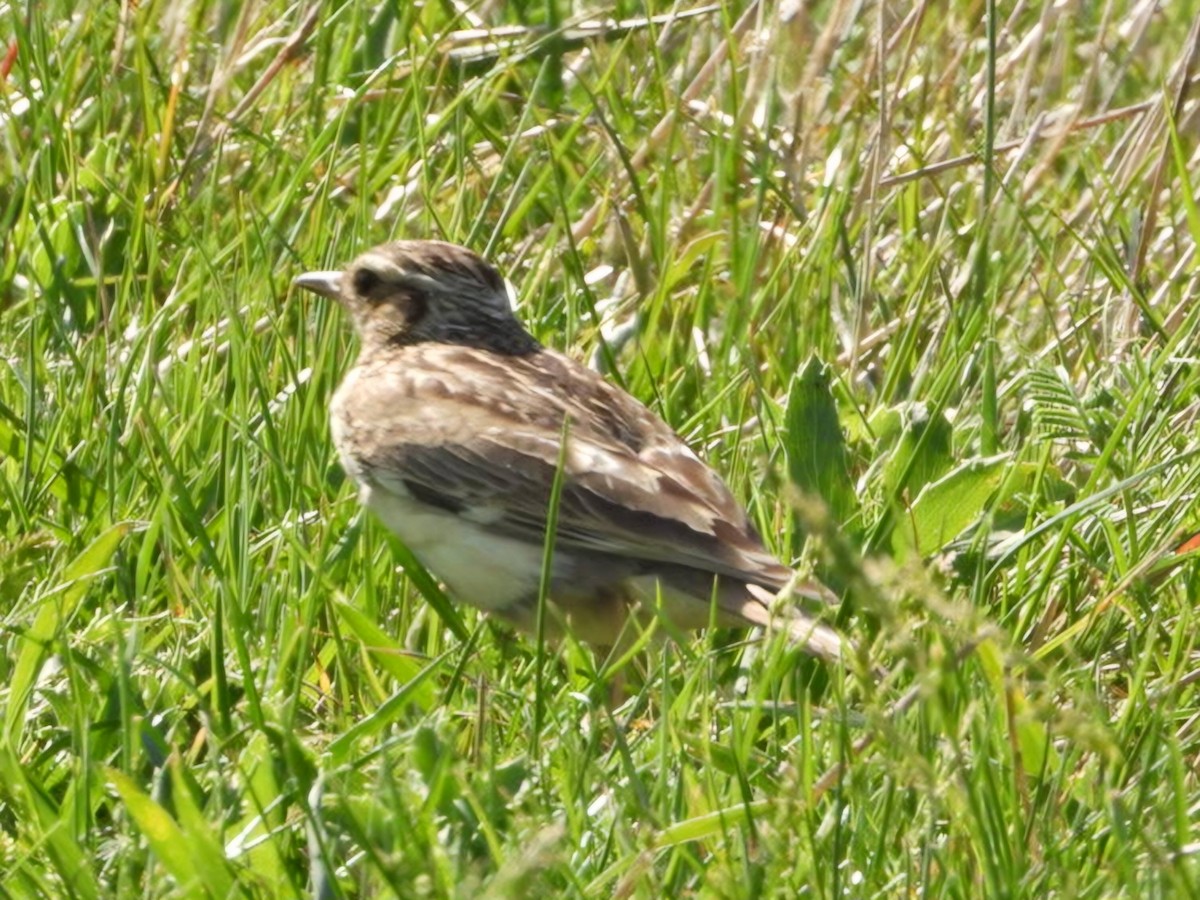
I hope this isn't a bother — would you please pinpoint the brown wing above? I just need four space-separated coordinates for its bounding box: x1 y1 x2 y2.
336 343 795 590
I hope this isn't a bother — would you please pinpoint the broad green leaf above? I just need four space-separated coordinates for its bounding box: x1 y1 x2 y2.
107 767 204 894
881 402 954 500
904 454 1009 555
168 759 237 898
865 405 904 445
784 355 857 530
334 599 437 711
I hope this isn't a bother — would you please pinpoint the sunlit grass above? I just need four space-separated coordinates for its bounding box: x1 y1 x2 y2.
1 1 1199 896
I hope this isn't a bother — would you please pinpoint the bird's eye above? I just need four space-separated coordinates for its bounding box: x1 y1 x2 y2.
352 267 383 297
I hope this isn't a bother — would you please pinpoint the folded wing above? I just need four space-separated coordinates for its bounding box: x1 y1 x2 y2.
341 344 828 603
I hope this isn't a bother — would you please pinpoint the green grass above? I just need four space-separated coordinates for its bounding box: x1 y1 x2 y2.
3 1 1200 896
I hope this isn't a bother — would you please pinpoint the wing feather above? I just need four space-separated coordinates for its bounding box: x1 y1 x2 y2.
338 344 794 590
368 429 789 587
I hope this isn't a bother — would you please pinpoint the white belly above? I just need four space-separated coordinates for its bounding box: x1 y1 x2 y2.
361 483 548 611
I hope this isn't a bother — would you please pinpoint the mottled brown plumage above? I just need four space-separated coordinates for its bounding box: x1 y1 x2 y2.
296 240 842 659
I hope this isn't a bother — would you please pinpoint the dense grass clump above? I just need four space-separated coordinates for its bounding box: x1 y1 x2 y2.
2 2 1199 896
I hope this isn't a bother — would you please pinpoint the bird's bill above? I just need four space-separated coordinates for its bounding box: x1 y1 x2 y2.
293 270 343 299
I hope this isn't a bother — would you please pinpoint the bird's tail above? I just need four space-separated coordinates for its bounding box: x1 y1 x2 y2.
742 582 846 663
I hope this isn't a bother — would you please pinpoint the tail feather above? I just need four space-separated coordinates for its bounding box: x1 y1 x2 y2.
741 583 846 662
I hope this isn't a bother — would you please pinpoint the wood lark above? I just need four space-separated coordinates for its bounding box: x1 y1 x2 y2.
296 240 843 660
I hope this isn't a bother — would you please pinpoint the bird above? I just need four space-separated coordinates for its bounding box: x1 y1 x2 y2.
294 240 843 661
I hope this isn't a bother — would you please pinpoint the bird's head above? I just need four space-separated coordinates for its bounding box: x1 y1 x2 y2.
294 240 538 355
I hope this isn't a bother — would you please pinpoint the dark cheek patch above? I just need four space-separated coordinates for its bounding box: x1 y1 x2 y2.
401 290 428 325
